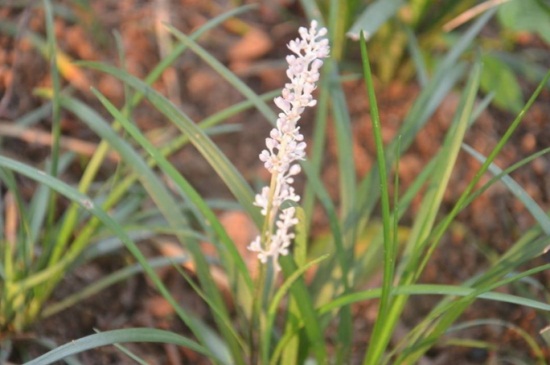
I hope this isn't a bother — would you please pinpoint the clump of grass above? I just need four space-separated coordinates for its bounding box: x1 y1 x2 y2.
1 1 549 364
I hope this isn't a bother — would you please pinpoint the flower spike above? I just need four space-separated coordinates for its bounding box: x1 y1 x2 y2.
248 20 330 270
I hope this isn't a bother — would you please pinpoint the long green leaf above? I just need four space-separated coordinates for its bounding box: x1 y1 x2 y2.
368 60 482 365
50 3 257 273
41 256 189 319
279 207 310 364
328 64 357 233
57 96 238 363
462 144 550 234
318 283 550 314
302 161 349 307
165 25 276 123
279 255 328 364
448 319 546 362
79 61 261 229
0 156 222 362
360 31 396 365
395 251 550 363
40 0 64 289
24 328 213 365
90 87 253 290
395 69 550 363
264 254 329 364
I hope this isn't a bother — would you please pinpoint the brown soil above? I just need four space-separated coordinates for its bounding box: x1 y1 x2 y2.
1 1 549 364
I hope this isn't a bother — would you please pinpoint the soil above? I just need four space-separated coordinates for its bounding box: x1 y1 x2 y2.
1 0 549 364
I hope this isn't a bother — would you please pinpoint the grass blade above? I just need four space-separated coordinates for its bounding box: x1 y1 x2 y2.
317 281 550 314
367 59 482 364
359 31 396 365
90 87 253 290
279 255 328 364
57 95 241 363
264 254 329 364
165 25 276 123
79 61 261 228
462 143 550 234
24 328 214 365
41 256 189 319
0 155 222 361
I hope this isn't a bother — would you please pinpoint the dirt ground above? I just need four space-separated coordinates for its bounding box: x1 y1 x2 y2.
1 0 549 364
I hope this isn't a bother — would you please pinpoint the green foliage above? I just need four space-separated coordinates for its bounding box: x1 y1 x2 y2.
498 0 550 43
1 1 549 364
341 0 476 82
0 0 258 350
480 53 524 113
320 0 550 114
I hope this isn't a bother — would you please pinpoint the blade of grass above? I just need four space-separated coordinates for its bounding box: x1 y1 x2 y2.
368 59 482 364
301 74 330 227
302 161 350 306
165 25 276 123
462 143 550 234
79 61 261 228
41 0 64 277
326 4 356 356
111 343 149 365
448 319 546 362
328 64 357 232
57 95 242 364
395 235 550 363
42 0 62 179
317 282 550 314
393 68 550 363
49 3 257 274
271 259 550 364
41 256 189 319
24 328 215 365
298 0 326 24
9 101 52 128
411 61 483 281
90 87 253 290
279 207 309 364
171 264 248 354
461 146 550 221
279 255 328 364
359 31 396 365
405 26 428 87
19 337 82 365
0 155 223 362
264 254 329 365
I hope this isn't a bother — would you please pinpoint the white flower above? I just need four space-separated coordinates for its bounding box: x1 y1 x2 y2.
248 20 330 271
